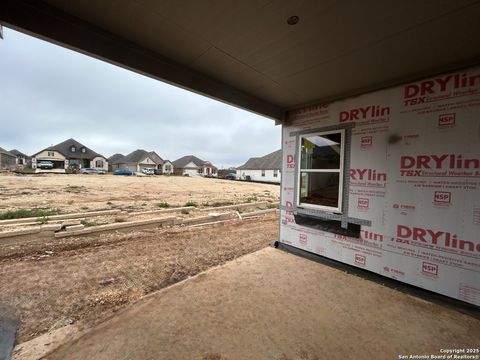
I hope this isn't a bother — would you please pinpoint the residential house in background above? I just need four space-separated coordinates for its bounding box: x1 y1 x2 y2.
162 160 174 175
236 149 281 183
0 147 16 170
31 138 108 172
111 149 163 173
9 149 31 168
108 153 124 172
173 155 217 177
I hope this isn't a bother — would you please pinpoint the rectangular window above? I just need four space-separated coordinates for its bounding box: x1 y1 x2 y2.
48 151 54 156
95 160 103 168
261 169 265 177
297 129 345 213
273 169 278 177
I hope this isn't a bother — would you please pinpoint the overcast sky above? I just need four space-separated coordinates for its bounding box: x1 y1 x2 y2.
0 28 280 168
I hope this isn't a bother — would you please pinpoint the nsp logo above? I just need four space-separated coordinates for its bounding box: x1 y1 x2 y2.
360 136 372 149
422 262 438 276
434 191 451 205
286 154 295 169
299 233 307 245
438 113 456 128
357 198 369 209
354 254 366 266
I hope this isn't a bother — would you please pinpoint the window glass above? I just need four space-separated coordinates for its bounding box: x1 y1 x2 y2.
298 130 344 212
301 133 341 170
300 172 340 208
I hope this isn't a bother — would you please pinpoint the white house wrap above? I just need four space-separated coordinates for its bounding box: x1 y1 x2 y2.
280 65 480 306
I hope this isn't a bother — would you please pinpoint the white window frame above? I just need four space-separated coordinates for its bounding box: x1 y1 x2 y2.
296 129 345 213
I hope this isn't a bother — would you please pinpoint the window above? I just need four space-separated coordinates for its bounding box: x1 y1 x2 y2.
261 169 265 177
273 169 278 177
297 130 344 213
81 147 86 153
95 160 103 168
48 151 54 156
71 146 76 152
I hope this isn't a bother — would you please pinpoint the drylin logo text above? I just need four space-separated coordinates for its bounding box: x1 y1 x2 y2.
403 72 480 106
400 154 480 177
339 105 390 122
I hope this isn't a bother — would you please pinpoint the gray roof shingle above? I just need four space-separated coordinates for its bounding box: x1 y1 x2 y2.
108 153 125 164
33 138 106 160
172 155 216 169
9 149 31 159
116 150 163 165
0 147 16 157
237 149 282 170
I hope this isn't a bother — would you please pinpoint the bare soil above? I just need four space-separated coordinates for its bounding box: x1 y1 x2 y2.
0 174 280 345
0 173 279 214
1 217 278 343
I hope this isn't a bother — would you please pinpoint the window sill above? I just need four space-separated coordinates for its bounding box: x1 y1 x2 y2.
294 214 361 238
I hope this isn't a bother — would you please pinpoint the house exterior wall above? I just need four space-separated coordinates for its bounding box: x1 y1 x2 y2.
280 65 480 306
90 156 108 170
0 153 16 169
179 161 199 176
183 167 199 176
236 169 280 183
162 162 174 174
32 151 67 168
137 157 157 172
198 165 217 177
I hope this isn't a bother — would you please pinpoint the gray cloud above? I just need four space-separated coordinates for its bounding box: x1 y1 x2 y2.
0 28 280 168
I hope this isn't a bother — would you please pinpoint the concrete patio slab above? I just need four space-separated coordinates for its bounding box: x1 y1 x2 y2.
45 247 479 360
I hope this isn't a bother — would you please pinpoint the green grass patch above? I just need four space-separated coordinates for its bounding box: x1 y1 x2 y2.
246 197 258 203
181 209 190 215
21 168 35 174
0 208 60 221
157 202 170 208
184 201 198 207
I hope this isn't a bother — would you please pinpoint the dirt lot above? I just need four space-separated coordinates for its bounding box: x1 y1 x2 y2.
0 174 279 346
0 173 279 214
